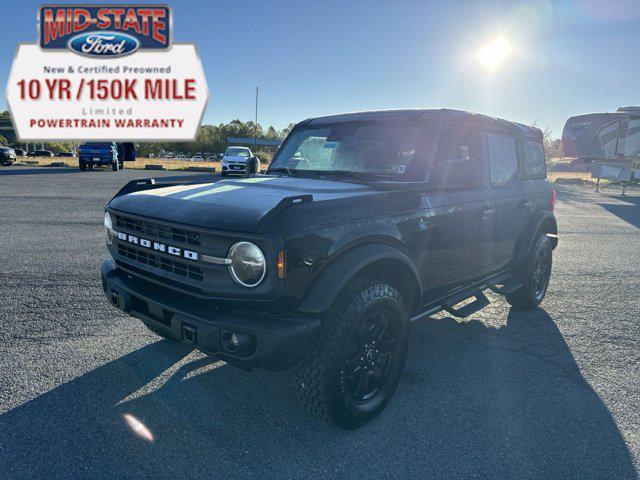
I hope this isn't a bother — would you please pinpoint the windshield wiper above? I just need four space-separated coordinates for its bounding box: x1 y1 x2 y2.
314 170 380 182
268 166 297 177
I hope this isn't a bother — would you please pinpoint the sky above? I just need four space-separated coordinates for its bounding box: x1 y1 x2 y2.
1 0 639 137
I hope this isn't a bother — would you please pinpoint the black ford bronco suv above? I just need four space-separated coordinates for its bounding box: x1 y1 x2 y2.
101 109 557 429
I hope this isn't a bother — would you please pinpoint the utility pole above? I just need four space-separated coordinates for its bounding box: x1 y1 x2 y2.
254 86 259 146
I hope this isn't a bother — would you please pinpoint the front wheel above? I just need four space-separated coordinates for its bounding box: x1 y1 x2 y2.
295 278 409 429
111 161 119 171
506 233 553 309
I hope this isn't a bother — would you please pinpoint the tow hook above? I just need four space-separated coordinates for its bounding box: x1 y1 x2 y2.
182 324 197 345
110 289 119 307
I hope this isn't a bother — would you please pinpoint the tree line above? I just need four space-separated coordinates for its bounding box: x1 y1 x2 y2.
135 120 295 159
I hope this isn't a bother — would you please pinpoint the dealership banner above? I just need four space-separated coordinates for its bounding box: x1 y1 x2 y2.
6 5 208 141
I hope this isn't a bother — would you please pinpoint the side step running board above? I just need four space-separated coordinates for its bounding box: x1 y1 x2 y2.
489 281 522 296
410 271 521 323
442 290 490 318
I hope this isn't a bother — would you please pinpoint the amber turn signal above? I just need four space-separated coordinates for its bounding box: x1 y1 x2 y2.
277 250 286 279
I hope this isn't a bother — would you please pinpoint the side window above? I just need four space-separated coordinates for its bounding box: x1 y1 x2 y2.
521 138 546 178
430 128 483 190
488 133 517 186
434 128 483 164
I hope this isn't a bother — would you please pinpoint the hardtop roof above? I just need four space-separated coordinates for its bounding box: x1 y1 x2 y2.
303 108 542 140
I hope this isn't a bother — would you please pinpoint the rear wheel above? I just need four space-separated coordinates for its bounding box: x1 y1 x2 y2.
295 278 409 429
506 233 553 309
111 160 119 171
79 160 87 171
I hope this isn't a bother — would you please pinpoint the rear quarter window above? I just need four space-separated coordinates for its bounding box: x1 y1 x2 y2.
521 138 546 179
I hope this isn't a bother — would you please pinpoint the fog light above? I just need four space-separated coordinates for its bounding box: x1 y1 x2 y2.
228 333 240 351
221 331 256 356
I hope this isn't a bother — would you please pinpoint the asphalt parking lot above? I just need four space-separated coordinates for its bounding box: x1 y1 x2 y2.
0 166 638 479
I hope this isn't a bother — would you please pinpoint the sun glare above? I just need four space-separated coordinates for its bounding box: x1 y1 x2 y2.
477 35 512 72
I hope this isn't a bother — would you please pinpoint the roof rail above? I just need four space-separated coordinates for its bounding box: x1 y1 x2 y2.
617 106 640 112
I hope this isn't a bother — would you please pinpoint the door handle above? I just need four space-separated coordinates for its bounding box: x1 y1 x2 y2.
480 207 496 219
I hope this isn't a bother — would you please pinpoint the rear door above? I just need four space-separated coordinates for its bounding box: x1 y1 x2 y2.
425 127 496 293
519 135 551 238
487 131 526 270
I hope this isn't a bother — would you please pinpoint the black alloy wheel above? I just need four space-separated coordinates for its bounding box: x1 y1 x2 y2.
345 311 399 402
533 243 552 302
506 233 553 309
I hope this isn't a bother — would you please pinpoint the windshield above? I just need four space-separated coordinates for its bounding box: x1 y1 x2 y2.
269 122 420 178
226 147 251 157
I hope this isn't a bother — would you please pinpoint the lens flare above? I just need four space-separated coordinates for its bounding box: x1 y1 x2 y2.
123 413 154 442
477 35 512 72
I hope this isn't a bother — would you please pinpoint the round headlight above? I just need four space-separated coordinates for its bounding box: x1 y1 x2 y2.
228 241 266 287
104 212 114 245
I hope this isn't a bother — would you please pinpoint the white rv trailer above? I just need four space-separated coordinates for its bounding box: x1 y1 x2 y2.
562 107 640 192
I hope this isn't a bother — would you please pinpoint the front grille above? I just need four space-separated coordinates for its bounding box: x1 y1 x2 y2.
117 244 204 281
115 259 206 295
114 214 201 247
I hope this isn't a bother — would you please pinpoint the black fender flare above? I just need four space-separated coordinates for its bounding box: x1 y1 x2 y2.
513 210 558 266
297 243 422 314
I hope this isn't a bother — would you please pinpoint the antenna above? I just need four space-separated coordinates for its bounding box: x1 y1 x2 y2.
255 86 259 146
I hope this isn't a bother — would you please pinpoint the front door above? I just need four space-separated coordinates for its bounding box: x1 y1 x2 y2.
425 128 496 294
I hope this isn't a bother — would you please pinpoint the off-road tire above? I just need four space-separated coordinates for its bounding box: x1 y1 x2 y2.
506 233 552 310
294 278 409 429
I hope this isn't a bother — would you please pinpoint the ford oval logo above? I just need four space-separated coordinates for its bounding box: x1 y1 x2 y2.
67 31 140 58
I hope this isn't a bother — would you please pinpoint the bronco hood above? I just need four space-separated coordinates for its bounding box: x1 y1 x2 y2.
107 176 375 232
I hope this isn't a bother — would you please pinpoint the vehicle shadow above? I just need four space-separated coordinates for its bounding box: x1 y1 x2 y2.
0 167 79 176
599 194 640 229
1 308 636 479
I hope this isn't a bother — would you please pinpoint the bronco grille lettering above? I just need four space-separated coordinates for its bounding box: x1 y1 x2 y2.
116 231 198 261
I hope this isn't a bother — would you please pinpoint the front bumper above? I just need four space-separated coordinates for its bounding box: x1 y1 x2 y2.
101 259 320 371
221 163 246 173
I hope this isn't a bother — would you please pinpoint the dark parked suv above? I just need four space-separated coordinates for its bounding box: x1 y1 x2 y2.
101 109 557 428
0 146 17 166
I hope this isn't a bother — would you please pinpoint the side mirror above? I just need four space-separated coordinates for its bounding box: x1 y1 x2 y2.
430 158 481 190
